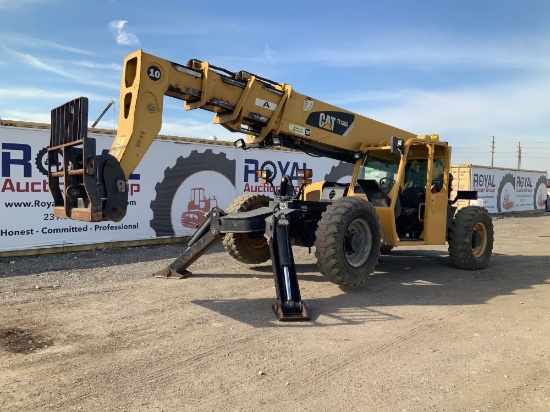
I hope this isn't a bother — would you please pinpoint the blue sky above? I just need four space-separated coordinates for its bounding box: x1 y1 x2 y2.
1 0 549 172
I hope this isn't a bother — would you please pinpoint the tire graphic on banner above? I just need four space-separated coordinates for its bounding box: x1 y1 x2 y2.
533 175 547 210
496 173 515 212
260 160 277 181
35 147 50 176
150 150 236 237
324 161 354 183
35 146 63 176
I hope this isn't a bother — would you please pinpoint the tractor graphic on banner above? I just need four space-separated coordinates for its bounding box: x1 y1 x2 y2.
181 187 218 228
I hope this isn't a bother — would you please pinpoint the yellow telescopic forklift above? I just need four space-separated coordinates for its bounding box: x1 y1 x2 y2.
48 50 493 320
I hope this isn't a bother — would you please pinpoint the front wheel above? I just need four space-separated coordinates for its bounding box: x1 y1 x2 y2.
314 197 382 286
448 206 494 270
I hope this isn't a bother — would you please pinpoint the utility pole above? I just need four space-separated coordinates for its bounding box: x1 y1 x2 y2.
517 142 522 170
491 136 495 167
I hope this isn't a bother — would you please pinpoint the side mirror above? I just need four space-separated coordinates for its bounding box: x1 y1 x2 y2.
390 136 404 156
452 190 478 205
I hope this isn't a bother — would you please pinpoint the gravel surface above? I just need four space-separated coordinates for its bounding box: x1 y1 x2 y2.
1 214 550 411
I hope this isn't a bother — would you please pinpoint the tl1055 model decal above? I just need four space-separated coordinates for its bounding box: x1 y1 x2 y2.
305 111 355 136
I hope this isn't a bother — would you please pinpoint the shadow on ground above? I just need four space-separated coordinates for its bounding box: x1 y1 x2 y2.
0 242 206 277
3 242 549 329
192 249 550 327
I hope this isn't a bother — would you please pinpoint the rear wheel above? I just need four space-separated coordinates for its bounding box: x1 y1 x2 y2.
448 206 493 270
314 197 382 286
223 194 272 264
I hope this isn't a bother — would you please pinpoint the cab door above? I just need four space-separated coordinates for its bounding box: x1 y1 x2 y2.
422 144 451 245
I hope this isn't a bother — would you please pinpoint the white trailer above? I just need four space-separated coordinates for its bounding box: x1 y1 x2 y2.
451 164 548 214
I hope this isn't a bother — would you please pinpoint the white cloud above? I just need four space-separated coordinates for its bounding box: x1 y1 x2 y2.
160 118 234 141
7 48 119 89
71 60 122 71
108 20 140 46
255 32 550 71
301 43 548 70
352 78 550 137
0 87 111 102
159 102 240 141
3 33 96 56
13 51 69 76
264 46 275 62
0 109 51 123
0 0 58 9
340 76 550 171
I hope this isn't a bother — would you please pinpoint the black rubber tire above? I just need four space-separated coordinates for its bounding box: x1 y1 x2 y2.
448 206 493 270
314 197 382 286
496 173 515 212
223 194 272 264
533 175 547 209
150 149 236 237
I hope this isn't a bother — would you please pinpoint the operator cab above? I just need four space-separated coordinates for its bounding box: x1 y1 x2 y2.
359 143 449 242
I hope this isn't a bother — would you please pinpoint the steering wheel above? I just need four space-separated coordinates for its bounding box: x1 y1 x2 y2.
379 177 395 191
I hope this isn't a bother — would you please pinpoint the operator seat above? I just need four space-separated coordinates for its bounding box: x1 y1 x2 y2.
396 186 426 238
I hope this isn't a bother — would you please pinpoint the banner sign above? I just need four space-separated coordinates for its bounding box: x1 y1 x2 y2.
3 126 545 253
470 166 547 213
0 126 348 252
235 149 352 196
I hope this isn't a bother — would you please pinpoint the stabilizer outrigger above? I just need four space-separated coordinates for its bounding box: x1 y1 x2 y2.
152 176 325 321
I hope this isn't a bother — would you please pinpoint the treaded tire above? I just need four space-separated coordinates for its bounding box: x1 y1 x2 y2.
223 194 272 264
150 149 235 237
314 197 382 286
448 206 493 270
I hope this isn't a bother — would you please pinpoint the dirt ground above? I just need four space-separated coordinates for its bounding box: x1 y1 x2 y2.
1 214 550 411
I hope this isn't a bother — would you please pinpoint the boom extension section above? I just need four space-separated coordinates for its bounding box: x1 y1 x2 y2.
47 49 415 222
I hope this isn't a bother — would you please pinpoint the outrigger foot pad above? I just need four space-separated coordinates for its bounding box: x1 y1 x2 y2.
272 302 310 322
153 268 191 279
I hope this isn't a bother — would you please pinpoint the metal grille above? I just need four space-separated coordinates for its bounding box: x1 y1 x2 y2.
50 97 88 148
